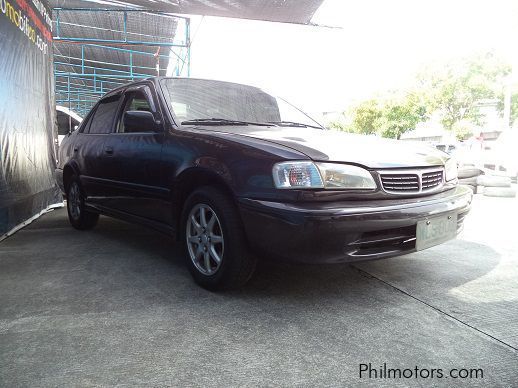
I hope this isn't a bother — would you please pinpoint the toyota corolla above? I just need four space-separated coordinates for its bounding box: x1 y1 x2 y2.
56 77 472 290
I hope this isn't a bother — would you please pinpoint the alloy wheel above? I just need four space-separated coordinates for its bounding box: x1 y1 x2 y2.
186 204 224 275
68 182 82 220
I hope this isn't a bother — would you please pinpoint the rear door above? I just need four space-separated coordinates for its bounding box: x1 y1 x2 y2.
100 85 168 223
78 94 122 207
69 94 121 204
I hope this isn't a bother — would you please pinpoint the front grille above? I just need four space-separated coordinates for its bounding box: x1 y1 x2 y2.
421 170 443 190
380 174 419 192
380 168 444 194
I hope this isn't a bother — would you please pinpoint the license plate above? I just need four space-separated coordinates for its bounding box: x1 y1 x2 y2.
416 213 458 251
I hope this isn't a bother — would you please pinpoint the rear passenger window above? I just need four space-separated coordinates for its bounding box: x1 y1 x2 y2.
87 96 121 134
79 111 94 133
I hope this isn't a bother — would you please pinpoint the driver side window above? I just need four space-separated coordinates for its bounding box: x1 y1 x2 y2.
117 90 154 133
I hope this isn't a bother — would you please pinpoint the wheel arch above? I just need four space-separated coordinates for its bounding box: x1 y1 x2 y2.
63 162 80 192
171 166 238 239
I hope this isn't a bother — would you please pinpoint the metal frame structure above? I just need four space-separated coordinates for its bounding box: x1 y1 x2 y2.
53 8 191 116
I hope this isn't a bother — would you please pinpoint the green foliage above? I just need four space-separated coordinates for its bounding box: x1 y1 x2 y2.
330 94 427 139
330 52 512 139
451 120 474 141
378 95 428 139
511 94 518 126
346 99 383 135
418 52 511 132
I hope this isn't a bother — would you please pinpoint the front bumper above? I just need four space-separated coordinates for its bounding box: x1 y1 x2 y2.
238 185 472 263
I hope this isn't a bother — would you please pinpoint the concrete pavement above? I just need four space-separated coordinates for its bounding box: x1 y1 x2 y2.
0 194 517 387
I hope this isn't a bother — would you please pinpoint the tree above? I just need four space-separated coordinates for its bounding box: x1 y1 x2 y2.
451 120 474 141
378 94 428 139
330 94 426 139
418 52 511 135
329 99 383 135
511 94 518 127
330 52 512 139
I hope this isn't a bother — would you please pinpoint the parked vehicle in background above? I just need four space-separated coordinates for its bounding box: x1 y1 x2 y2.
434 143 457 155
56 105 82 145
55 77 472 290
480 130 518 180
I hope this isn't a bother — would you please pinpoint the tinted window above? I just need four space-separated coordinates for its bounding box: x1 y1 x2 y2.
88 96 121 134
117 90 153 133
161 78 323 128
163 79 281 123
79 111 94 133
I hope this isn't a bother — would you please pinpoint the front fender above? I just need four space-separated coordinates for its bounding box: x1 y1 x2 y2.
193 156 235 188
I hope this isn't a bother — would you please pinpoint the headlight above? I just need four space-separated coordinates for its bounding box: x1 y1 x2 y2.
272 161 376 189
444 159 458 181
316 163 377 189
272 161 324 188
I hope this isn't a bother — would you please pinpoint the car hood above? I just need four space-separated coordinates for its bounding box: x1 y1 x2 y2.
195 125 448 169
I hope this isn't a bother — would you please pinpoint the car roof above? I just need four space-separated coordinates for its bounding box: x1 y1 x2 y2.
101 76 264 99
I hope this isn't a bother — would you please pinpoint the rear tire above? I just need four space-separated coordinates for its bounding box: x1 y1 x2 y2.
66 175 99 230
181 186 257 290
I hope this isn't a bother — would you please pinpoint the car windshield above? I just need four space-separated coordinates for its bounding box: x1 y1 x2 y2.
160 78 323 129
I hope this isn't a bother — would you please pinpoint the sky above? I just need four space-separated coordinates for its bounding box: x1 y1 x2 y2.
186 0 518 115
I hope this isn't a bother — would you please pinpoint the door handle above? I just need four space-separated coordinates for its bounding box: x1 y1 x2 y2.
105 146 113 155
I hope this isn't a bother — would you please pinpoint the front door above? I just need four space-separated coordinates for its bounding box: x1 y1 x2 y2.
101 85 169 224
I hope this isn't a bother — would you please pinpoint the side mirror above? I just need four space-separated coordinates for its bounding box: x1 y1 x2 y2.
123 111 161 133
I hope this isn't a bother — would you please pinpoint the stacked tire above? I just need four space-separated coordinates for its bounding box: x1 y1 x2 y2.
458 167 482 194
476 175 516 198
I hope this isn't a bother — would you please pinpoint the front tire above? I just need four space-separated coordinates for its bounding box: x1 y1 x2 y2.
66 176 99 230
182 187 256 290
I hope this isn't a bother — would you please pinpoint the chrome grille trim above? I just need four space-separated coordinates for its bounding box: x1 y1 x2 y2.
378 168 444 194
421 170 443 189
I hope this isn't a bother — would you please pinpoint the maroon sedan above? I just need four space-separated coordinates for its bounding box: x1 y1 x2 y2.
56 77 472 290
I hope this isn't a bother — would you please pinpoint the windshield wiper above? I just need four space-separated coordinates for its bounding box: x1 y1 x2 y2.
181 118 270 126
267 121 323 129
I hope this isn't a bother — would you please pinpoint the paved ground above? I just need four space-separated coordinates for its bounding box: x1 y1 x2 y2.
0 193 517 387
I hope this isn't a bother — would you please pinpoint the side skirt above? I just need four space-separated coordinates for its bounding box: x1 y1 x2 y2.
85 203 177 238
